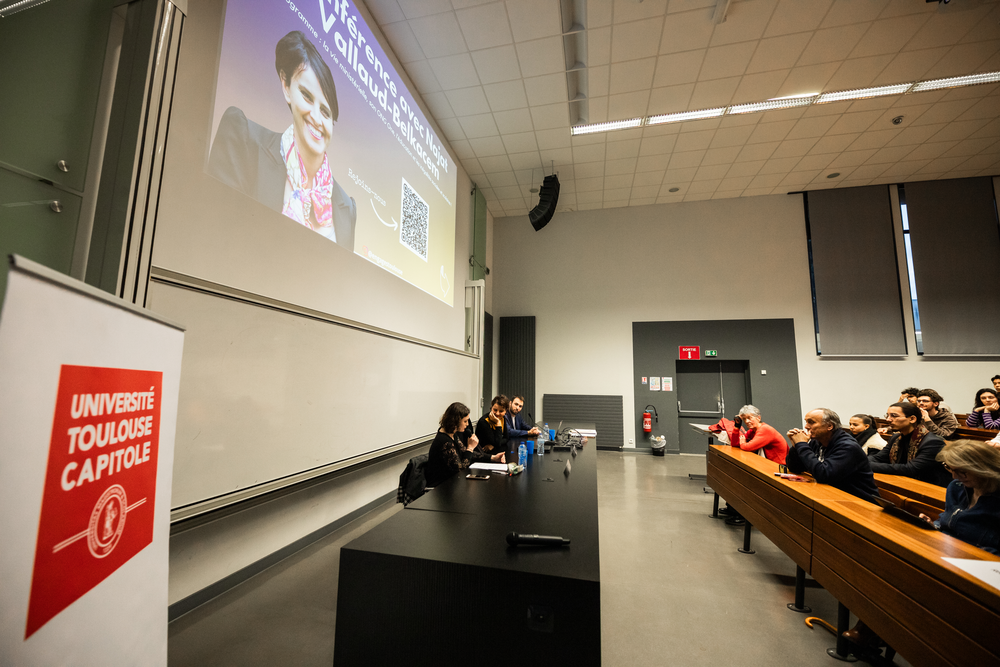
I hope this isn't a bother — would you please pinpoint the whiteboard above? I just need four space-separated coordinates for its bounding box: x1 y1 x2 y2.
147 280 478 510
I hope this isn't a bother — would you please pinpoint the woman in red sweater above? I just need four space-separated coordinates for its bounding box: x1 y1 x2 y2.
727 405 788 464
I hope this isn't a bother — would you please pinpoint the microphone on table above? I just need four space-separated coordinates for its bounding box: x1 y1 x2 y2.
506 532 570 547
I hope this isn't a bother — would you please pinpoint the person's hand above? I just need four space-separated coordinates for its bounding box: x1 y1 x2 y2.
787 428 809 444
917 513 937 528
491 452 505 463
920 408 931 422
733 415 742 429
529 427 540 435
988 440 1000 449
975 405 987 413
877 427 891 437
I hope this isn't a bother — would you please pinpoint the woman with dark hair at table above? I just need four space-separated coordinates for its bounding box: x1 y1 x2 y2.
966 388 1000 430
425 402 503 488
848 414 886 454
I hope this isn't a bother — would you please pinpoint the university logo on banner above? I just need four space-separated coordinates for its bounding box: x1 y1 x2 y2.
25 365 162 638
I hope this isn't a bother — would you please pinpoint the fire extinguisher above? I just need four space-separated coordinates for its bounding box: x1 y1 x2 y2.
643 405 658 434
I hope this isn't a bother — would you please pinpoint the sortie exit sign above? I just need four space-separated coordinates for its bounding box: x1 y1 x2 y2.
705 350 718 357
679 346 700 360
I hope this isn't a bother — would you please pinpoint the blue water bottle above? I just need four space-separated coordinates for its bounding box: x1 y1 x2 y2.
518 442 527 467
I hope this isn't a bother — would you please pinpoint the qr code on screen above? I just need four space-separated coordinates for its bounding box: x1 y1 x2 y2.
400 178 429 261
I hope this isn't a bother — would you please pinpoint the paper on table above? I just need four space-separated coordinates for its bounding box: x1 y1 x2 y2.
572 429 597 437
469 462 508 471
943 557 1000 592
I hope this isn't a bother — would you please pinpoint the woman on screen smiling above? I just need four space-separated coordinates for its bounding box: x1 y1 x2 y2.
208 31 356 250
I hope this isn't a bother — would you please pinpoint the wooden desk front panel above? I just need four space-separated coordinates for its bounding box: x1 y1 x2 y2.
873 474 946 511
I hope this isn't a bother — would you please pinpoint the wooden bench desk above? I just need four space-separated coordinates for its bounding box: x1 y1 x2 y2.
873 473 946 512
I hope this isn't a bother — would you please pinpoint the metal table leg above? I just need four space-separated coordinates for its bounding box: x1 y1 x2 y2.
826 602 858 662
787 565 812 613
737 521 755 554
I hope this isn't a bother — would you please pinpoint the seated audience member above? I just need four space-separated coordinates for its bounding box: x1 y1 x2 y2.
505 395 540 439
916 389 959 439
726 405 787 464
425 403 503 488
925 439 1000 554
966 388 1000 430
992 375 1000 394
869 402 949 486
898 387 920 404
847 414 886 454
475 394 510 458
785 409 880 503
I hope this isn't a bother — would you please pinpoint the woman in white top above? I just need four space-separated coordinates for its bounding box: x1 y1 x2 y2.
848 414 886 454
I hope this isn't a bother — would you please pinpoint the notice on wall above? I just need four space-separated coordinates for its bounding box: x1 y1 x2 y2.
641 377 647 385
650 377 660 391
662 377 673 392
0 256 184 665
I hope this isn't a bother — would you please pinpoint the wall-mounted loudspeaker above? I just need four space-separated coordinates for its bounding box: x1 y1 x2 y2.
529 174 560 231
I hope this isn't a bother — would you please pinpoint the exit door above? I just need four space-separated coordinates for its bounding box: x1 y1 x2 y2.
676 360 750 454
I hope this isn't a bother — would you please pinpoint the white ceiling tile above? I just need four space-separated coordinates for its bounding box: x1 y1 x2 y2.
494 185 523 199
785 115 839 140
423 91 456 118
754 105 809 123
878 0 935 20
486 170 517 185
718 175 755 190
710 0 778 46
819 0 887 28
501 131 538 153
530 103 570 130
663 166 697 185
710 125 756 148
846 129 896 150
808 133 860 154
925 41 1000 81
493 108 534 134
652 50 706 87
633 170 665 186
589 65 610 97
869 47 949 85
411 12 469 59
941 137 994 158
931 118 990 143
798 24 870 67
610 58 657 94
471 45 522 84
763 0 834 38
397 0 452 19
795 153 836 171
606 138 642 159
612 17 664 62
588 27 612 67
367 0 406 24
403 60 444 93
864 144 915 164
689 76 741 108
850 14 929 59
572 132 607 146
605 173 633 189
577 177 604 193
847 163 890 180
479 154 513 171
733 70 790 102
615 0 668 22
758 156 800 174
640 134 679 155
771 137 818 158
668 149 706 169
736 141 780 161
659 8 715 54
574 142 607 163
726 159 766 177
381 21 427 63
648 84 696 114
826 148 878 167
483 80 528 111
587 96 609 123
445 86 491 115
608 90 651 118
746 33 812 74
702 145 743 165
668 0 715 14
823 55 895 91
780 169 822 185
524 73 569 106
506 0 562 42
588 0 613 28
451 0 499 8
687 179 721 193
631 185 661 198
459 112 499 137
539 147 574 164
437 117 466 141
694 163 729 180
699 41 758 80
775 62 839 97
719 114 762 128
507 151 543 170
911 99 978 126
456 3 513 50
515 37 566 78
906 5 994 51
428 53 482 89
675 129 715 151
746 119 796 143
882 123 943 146
606 157 638 175
449 138 475 159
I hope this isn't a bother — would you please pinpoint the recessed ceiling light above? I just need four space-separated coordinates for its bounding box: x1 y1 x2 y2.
647 108 726 125
826 173 841 179
570 118 644 135
668 187 680 193
815 83 914 104
911 71 1000 92
727 96 816 114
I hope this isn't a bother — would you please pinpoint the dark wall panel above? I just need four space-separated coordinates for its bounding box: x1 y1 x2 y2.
482 311 493 415
632 319 801 451
543 394 624 451
498 316 535 420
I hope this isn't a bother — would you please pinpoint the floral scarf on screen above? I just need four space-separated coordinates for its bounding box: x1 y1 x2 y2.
280 125 334 235
887 423 930 464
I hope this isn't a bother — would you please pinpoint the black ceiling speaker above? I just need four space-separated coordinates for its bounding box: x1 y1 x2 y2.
529 174 560 231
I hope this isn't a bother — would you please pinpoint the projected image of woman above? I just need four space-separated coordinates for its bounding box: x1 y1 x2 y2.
208 31 356 250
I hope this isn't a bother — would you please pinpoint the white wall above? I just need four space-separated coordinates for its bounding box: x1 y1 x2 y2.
492 193 997 448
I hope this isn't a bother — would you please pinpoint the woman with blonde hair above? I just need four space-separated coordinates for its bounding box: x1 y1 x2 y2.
928 439 1000 554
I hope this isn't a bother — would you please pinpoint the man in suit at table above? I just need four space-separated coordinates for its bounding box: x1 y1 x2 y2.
505 396 540 440
785 408 880 504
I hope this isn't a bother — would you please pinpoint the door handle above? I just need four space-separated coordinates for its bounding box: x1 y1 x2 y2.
678 400 722 415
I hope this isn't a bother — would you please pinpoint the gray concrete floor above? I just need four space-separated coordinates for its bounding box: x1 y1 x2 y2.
168 451 912 666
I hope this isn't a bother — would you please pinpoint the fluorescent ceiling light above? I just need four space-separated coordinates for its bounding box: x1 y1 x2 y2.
911 71 1000 92
647 107 726 125
570 118 644 135
727 96 816 115
815 83 914 104
0 0 52 17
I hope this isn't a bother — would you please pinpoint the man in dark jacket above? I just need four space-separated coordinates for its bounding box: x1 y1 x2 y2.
869 402 950 486
785 408 880 504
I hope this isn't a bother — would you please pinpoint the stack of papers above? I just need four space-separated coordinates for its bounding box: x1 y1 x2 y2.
469 462 508 471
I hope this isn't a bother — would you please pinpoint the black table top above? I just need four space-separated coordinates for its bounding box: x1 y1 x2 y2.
342 425 600 582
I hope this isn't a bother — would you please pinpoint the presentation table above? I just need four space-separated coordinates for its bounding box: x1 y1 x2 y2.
707 444 1000 666
333 428 601 666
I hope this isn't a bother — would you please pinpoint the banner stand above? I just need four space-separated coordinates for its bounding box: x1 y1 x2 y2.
0 255 185 665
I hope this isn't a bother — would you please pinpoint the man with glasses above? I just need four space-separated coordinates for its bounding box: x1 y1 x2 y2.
869 402 950 486
916 388 959 439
